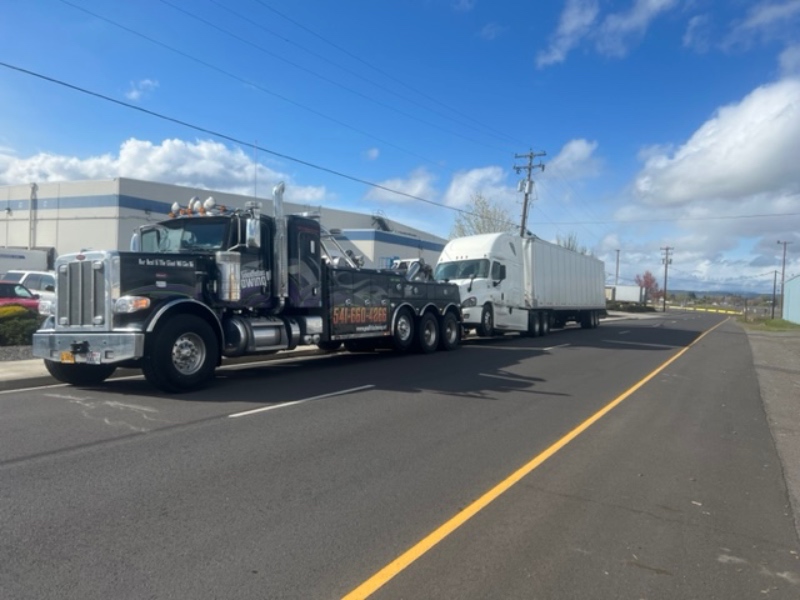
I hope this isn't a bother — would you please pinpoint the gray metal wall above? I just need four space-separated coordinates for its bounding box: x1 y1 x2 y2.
0 178 446 266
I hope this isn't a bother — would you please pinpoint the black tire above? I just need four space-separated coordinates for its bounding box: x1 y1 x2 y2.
477 304 494 337
392 308 415 352
439 312 461 351
416 312 439 354
539 312 550 336
580 311 592 329
526 311 540 337
316 341 342 353
44 360 116 386
142 314 219 393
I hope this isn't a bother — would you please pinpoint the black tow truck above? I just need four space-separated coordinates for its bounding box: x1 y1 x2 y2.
33 183 462 393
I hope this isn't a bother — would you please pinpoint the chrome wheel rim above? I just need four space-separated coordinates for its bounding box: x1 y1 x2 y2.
171 332 206 375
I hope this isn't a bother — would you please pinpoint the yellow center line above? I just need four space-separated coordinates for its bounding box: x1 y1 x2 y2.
342 318 729 599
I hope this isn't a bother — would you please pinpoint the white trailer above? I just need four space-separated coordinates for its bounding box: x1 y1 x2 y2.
434 232 606 336
0 247 53 277
606 284 646 304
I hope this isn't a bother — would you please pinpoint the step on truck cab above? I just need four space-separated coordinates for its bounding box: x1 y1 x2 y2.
33 183 462 393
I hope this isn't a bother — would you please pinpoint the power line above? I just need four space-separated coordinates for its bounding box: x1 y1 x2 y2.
158 0 512 154
251 0 527 148
0 60 520 228
56 0 440 166
205 0 523 151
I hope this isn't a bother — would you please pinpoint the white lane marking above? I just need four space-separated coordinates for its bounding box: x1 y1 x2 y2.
604 340 676 349
228 384 375 418
542 343 570 351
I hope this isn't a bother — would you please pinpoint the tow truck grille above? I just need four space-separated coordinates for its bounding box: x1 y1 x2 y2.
56 257 109 328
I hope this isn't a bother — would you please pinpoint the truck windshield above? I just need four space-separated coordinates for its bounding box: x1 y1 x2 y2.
140 219 228 253
434 259 490 281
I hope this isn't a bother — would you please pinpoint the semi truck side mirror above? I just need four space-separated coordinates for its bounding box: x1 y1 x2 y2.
246 218 261 249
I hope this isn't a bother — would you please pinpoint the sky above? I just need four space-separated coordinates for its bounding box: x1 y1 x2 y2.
1 0 799 294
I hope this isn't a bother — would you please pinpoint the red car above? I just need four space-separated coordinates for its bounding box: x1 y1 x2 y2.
0 280 40 311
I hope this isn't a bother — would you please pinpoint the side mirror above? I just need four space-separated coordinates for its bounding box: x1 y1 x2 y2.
33 294 40 299
45 285 55 292
246 218 260 249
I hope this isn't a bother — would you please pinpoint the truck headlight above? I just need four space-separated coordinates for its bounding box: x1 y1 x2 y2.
115 296 151 314
38 300 55 316
461 296 477 308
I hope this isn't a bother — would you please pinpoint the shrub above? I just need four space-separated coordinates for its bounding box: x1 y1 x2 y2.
0 308 46 346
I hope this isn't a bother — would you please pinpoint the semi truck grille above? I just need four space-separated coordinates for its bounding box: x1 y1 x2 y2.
56 255 110 328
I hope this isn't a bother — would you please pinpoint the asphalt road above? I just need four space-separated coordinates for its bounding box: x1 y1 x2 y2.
1 313 798 599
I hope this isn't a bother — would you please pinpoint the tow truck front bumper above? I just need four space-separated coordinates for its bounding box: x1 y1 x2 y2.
32 330 145 365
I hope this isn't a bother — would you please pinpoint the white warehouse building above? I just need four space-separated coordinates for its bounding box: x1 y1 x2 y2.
0 178 446 269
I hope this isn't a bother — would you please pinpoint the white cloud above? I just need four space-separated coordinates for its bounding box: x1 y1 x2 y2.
452 0 476 12
537 0 678 67
779 44 800 76
725 0 800 48
125 79 159 102
683 14 711 53
546 139 601 179
363 147 380 161
0 138 327 203
442 166 516 208
634 78 800 205
537 0 599 68
479 23 506 41
596 0 679 58
364 168 437 204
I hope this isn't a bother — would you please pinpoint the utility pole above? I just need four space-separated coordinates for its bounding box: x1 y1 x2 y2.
771 270 777 319
615 249 620 287
514 150 546 237
661 246 673 313
777 240 792 319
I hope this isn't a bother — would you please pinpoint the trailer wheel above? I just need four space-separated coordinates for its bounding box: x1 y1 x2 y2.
416 312 439 354
142 314 218 393
477 304 494 337
439 312 461 351
44 360 117 386
580 311 592 329
392 308 415 352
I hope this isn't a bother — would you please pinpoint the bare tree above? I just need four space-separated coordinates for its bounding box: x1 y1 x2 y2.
556 232 590 255
449 193 515 239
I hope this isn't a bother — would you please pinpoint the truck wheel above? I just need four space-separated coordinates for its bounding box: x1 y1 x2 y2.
392 308 415 352
416 312 439 354
439 312 461 351
143 314 218 393
477 304 494 337
526 311 540 337
580 311 592 329
539 312 550 336
44 360 117 386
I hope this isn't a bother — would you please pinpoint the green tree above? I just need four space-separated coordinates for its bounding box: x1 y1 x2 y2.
449 193 516 239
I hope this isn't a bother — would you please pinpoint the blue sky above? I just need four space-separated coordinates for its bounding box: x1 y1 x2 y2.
1 0 800 293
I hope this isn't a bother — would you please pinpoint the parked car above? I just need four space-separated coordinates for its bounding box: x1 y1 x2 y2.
0 270 56 309
0 280 40 311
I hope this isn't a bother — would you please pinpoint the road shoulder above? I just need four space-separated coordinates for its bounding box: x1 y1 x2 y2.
744 326 800 541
